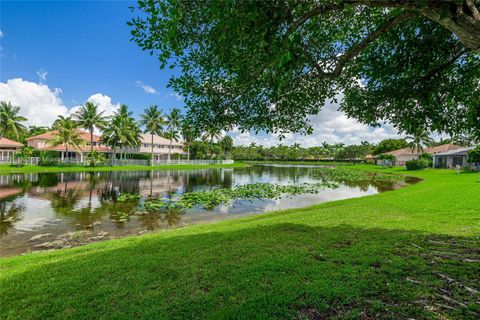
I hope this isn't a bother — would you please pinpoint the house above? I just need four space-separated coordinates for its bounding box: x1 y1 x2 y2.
0 137 23 160
26 130 111 159
120 134 186 161
377 144 463 166
432 146 479 170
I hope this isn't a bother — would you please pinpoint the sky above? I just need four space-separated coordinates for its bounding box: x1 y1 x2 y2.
0 0 402 146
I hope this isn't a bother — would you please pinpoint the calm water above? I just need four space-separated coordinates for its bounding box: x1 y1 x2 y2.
0 165 411 256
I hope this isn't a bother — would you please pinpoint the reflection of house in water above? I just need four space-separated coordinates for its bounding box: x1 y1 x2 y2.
0 187 23 200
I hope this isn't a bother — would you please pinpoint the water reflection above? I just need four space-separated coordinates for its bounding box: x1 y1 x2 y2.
0 165 412 256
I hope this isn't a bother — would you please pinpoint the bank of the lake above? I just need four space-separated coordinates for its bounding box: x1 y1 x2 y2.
0 162 247 174
1 166 479 319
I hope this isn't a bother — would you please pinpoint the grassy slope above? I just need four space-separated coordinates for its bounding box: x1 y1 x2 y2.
0 162 246 174
1 166 479 319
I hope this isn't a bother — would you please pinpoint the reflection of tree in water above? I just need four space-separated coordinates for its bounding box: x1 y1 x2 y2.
324 177 397 192
162 208 182 227
97 199 140 228
37 173 59 188
135 208 183 230
0 196 25 236
49 185 83 217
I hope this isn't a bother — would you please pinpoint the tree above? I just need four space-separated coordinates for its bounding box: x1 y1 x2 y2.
139 105 166 165
165 108 182 162
27 126 48 138
377 153 397 166
219 136 234 159
202 127 223 144
180 123 197 161
101 105 141 161
73 102 107 152
373 139 408 155
49 116 84 161
451 133 478 147
0 101 27 141
335 144 369 164
130 1 480 139
406 128 433 159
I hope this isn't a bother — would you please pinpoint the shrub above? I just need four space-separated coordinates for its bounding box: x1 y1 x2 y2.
419 153 433 167
467 147 480 164
38 158 59 166
405 159 430 170
85 151 106 167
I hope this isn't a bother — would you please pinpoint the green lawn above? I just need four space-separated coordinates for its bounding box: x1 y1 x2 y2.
1 166 479 319
0 162 246 174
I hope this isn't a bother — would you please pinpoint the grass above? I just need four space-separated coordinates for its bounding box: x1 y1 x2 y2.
1 166 479 319
0 162 246 174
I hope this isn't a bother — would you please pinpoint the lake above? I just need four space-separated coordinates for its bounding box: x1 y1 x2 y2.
0 165 413 256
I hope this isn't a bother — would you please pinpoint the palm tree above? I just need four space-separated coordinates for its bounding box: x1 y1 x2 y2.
139 105 166 165
49 116 84 161
202 127 223 144
101 105 141 161
73 102 107 152
405 128 433 159
165 108 182 162
181 124 197 161
0 101 27 141
100 117 122 162
219 135 233 159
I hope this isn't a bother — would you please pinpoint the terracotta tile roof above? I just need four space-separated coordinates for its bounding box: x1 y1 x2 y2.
384 147 416 157
38 145 111 153
140 134 183 146
383 144 463 157
26 130 101 142
424 144 463 154
0 137 23 148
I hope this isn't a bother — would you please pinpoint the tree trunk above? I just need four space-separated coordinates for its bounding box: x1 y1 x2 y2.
90 130 94 153
168 131 172 163
187 145 190 161
421 2 480 53
151 133 154 166
112 144 116 166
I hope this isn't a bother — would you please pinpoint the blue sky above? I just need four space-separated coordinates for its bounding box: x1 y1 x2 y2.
0 1 401 145
1 0 182 116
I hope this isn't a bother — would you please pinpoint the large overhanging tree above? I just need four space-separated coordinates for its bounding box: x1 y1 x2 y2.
129 0 480 138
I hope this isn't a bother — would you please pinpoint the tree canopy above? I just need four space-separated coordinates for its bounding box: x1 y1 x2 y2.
130 0 480 139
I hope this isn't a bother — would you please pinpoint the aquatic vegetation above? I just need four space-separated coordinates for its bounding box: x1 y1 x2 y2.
140 182 338 211
313 167 401 182
111 211 133 223
117 193 141 202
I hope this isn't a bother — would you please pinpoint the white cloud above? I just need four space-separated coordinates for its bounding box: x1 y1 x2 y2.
0 78 120 129
69 93 120 118
36 69 48 82
229 95 402 147
0 78 68 127
165 92 183 101
135 80 158 95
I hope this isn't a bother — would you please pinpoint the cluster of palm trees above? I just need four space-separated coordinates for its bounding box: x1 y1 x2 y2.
1 99 223 163
54 103 187 163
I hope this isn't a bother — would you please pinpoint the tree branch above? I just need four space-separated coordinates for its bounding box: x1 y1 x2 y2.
309 11 416 79
285 4 339 39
